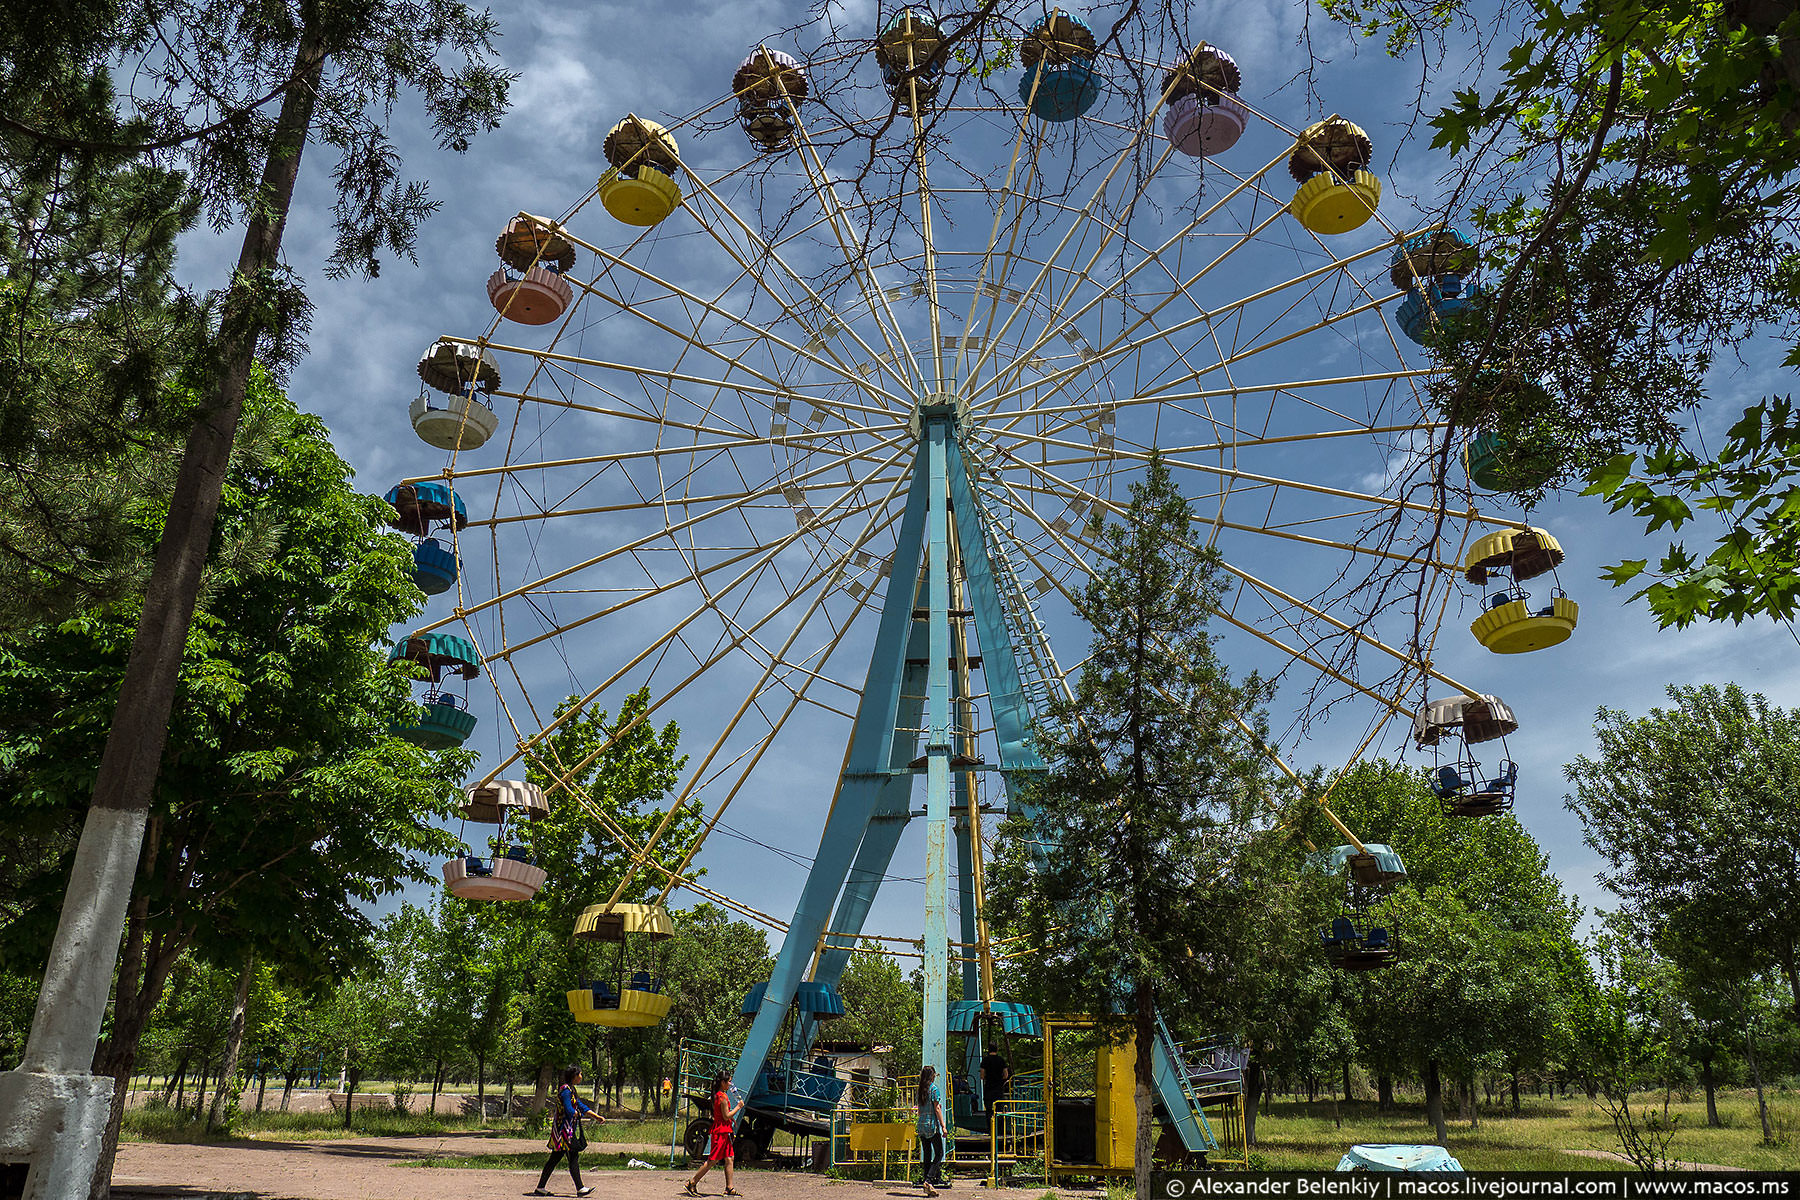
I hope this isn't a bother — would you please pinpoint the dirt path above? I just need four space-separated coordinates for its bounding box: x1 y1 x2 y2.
112 1134 1084 1200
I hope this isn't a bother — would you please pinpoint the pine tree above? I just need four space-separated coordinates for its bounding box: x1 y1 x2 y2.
989 456 1280 1196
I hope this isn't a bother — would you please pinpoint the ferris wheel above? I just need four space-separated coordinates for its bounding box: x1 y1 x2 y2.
381 6 1563 1160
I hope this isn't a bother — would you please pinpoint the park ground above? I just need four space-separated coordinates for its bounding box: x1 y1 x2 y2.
107 1090 1799 1197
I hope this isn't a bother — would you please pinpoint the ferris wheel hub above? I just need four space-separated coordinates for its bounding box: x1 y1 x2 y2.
908 390 967 440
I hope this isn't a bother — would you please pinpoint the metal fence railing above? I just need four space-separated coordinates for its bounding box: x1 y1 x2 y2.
983 1094 1048 1185
829 1075 920 1182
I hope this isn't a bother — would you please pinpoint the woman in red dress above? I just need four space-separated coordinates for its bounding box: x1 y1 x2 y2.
685 1070 744 1196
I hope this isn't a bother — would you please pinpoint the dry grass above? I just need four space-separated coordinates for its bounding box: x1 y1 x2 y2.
1245 1089 1799 1171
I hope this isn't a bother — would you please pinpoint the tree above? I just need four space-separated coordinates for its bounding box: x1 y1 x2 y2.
1302 761 1588 1141
1314 0 1800 627
7 10 509 1186
659 906 771 1049
0 72 201 629
989 457 1278 1198
463 690 692 1113
1565 683 1800 1013
0 370 469 1186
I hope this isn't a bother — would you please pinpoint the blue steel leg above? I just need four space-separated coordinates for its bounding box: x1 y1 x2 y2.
807 618 930 996
731 451 932 1106
954 798 984 1114
921 413 954 1125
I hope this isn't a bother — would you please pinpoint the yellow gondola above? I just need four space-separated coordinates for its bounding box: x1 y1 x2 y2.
599 117 682 226
566 902 674 1027
1287 119 1380 234
1463 528 1578 653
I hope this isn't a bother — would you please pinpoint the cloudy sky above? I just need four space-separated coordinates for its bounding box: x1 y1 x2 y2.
170 0 1800 962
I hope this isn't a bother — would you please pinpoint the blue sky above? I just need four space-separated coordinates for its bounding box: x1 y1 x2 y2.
171 0 1800 954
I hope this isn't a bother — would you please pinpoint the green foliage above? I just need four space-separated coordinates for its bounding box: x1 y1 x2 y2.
662 905 773 1048
834 941 922 1077
1565 684 1800 1013
989 457 1284 1188
0 72 203 628
1583 398 1800 626
1297 760 1589 1137
991 458 1281 1029
497 690 692 1072
0 368 467 1017
1320 0 1800 624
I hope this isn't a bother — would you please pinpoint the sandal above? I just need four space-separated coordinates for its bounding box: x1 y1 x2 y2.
685 1185 701 1197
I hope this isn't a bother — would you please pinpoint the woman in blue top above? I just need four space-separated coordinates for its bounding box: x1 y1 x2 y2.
915 1064 946 1195
533 1066 604 1196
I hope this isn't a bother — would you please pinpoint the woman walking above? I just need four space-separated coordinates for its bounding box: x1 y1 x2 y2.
685 1070 744 1197
916 1064 946 1196
533 1066 603 1196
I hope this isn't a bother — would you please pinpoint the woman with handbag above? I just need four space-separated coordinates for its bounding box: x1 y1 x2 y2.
533 1066 604 1196
685 1070 744 1196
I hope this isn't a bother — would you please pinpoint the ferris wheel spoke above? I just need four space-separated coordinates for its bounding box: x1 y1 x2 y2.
482 488 902 796
977 220 1393 421
440 419 909 490
984 464 1417 713
487 474 902 666
967 144 1298 412
678 172 919 414
557 232 910 416
1009 456 1476 695
951 90 1047 392
487 422 913 722
476 337 891 421
784 89 931 394
627 512 906 907
427 425 914 638
954 102 1229 405
525 458 913 821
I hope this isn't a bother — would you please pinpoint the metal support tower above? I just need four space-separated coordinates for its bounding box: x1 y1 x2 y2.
731 408 1221 1157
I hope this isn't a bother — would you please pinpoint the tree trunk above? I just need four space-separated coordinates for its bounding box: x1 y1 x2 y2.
173 1064 187 1112
1509 1070 1519 1113
92 844 187 1196
1424 1060 1447 1146
207 949 255 1131
1243 1056 1262 1147
254 1063 268 1115
1132 985 1156 1200
1342 1060 1352 1103
1778 935 1799 1016
1700 1054 1720 1127
163 1057 186 1106
1377 1073 1394 1113
1745 1028 1773 1144
279 1066 297 1112
475 1050 486 1123
533 1061 552 1115
1463 1079 1478 1130
430 1055 443 1115
343 1065 361 1130
72 24 330 1199
191 1056 210 1119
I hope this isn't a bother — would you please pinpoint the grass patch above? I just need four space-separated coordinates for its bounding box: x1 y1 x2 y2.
1245 1090 1800 1171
